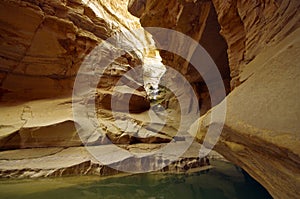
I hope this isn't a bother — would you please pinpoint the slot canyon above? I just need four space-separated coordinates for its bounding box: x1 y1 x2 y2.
0 0 299 198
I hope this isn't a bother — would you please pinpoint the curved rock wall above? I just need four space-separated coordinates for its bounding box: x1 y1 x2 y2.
0 0 155 149
0 0 147 100
129 0 300 198
197 28 300 199
203 4 300 198
0 0 99 100
0 0 198 179
0 0 299 198
129 0 231 114
213 0 300 88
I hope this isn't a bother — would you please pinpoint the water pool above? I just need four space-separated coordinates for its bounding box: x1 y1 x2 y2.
0 161 272 199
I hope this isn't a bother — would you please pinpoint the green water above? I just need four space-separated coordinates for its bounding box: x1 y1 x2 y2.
0 161 272 199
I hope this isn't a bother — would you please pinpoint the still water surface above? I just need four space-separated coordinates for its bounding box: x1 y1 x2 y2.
0 161 272 199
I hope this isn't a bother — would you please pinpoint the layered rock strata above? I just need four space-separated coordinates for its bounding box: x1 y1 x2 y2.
129 0 300 198
128 0 231 114
197 28 300 199
1 1 299 199
0 0 209 180
0 0 165 149
0 142 211 178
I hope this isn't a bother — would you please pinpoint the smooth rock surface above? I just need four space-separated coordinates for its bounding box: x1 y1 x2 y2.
212 0 300 88
197 28 300 199
0 0 164 149
0 1 299 199
130 0 300 198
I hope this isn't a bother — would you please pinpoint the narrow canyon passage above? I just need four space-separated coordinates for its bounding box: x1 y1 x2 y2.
129 1 300 198
0 0 299 199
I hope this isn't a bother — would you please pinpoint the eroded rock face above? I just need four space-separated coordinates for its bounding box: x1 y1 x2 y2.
197 28 300 199
0 0 203 179
130 0 300 198
0 98 82 149
0 142 210 178
0 0 157 149
0 0 99 100
129 0 231 114
0 1 299 198
199 1 300 197
212 0 300 88
0 0 152 100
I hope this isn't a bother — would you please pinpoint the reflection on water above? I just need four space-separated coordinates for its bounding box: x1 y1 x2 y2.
0 161 272 199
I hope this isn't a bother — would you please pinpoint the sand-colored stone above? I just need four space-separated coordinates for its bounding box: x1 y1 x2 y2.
0 1 299 199
129 0 231 114
197 28 300 199
0 142 210 178
212 0 300 88
0 0 161 149
131 0 300 198
0 98 82 149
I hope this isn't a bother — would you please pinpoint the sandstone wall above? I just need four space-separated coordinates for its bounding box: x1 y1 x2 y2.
129 0 231 114
129 0 300 198
212 0 300 88
0 1 299 198
0 0 153 149
197 28 300 199
0 0 146 100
